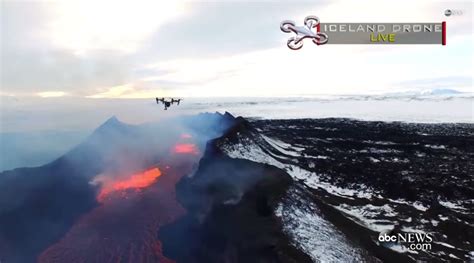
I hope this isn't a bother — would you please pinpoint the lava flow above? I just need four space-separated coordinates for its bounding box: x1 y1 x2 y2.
173 143 199 155
38 158 195 263
98 167 162 202
38 129 203 263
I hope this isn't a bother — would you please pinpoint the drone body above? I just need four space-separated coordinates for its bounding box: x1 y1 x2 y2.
155 97 182 110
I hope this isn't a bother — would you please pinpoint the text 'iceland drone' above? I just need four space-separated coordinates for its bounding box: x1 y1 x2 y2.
281 16 446 50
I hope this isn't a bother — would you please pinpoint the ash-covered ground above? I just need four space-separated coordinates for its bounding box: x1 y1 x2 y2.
219 118 473 262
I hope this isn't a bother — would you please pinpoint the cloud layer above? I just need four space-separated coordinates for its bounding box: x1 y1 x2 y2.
1 0 472 98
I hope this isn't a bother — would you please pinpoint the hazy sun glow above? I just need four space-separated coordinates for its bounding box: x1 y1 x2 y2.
86 84 167 99
86 84 134 99
37 91 67 98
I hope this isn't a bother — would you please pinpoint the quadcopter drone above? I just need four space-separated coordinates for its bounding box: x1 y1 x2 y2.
155 97 182 110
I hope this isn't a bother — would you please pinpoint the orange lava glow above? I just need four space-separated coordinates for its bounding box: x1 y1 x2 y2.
173 143 199 155
98 167 162 202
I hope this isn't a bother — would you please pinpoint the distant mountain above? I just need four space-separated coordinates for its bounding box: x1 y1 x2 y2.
400 88 463 96
421 88 463 95
52 115 159 178
380 88 466 97
328 88 472 102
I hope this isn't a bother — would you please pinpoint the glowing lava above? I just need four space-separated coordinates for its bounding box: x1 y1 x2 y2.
173 143 199 155
98 167 162 202
39 157 195 263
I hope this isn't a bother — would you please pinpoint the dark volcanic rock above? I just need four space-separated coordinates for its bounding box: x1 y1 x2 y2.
252 118 474 204
0 168 97 263
159 141 312 262
217 117 473 262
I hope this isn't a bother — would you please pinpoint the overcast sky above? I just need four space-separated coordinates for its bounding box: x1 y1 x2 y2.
1 0 473 98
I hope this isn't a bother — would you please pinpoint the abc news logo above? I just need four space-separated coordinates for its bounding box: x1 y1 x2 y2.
378 231 433 251
444 9 463 16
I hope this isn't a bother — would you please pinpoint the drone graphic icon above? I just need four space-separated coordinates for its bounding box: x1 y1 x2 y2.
280 16 328 50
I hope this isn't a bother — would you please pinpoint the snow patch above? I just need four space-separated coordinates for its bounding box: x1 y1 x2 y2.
275 188 370 262
439 200 467 211
336 203 397 232
261 135 302 157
